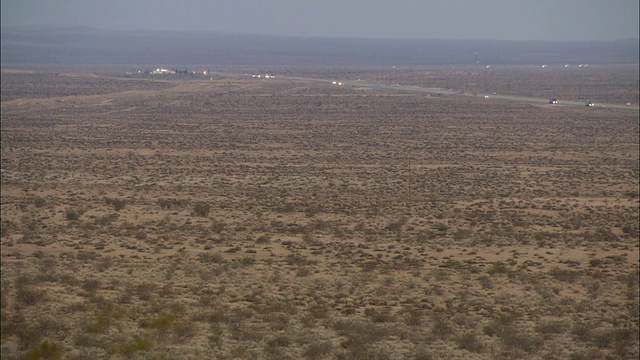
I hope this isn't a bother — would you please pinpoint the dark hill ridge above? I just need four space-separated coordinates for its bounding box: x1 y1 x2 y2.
1 26 638 66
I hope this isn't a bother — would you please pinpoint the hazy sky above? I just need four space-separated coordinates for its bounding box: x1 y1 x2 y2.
2 0 638 41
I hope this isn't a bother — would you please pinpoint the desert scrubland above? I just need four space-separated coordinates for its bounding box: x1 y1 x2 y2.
269 64 639 106
1 67 638 359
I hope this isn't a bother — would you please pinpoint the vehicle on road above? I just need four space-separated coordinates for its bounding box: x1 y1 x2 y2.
549 97 558 104
585 100 595 107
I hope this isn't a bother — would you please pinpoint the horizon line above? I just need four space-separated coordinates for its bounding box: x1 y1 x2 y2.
2 25 638 43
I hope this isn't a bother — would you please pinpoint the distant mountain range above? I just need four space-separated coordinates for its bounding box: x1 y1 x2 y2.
1 26 638 66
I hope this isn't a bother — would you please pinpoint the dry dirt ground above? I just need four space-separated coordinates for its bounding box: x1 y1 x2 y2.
1 67 638 360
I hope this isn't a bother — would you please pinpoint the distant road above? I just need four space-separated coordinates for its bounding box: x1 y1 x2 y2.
211 72 639 112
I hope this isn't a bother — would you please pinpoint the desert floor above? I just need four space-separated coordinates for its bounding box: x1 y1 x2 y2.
1 66 638 359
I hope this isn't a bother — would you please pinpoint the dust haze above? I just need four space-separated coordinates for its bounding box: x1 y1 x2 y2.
2 0 638 41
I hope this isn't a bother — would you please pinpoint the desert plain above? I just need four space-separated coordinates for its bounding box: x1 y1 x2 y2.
1 65 638 359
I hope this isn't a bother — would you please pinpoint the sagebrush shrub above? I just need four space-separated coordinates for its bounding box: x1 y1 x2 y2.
23 340 62 360
193 203 211 217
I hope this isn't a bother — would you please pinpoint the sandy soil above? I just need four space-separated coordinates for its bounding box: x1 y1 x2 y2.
1 67 638 360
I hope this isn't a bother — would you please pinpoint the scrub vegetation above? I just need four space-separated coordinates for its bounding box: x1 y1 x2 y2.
1 66 638 359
